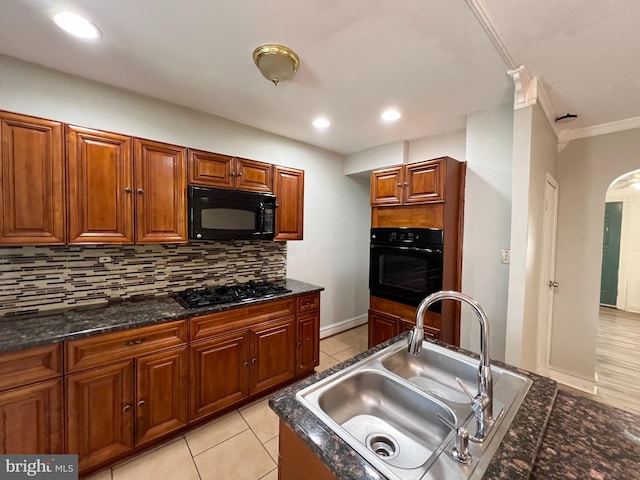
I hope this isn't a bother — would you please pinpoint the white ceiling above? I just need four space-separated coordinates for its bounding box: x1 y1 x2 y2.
0 1 638 155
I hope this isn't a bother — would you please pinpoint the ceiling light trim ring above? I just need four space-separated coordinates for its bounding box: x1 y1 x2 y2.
253 44 300 86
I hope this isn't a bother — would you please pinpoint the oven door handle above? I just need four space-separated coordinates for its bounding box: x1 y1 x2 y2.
370 244 443 254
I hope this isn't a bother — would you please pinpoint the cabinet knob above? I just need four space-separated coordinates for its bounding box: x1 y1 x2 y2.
237 172 243 177
404 182 409 186
244 361 249 368
297 342 301 347
230 172 236 177
138 400 145 408
123 404 131 413
397 183 402 187
137 188 144 194
125 187 132 193
251 358 257 364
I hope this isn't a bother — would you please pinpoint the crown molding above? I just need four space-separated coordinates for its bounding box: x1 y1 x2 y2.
568 115 640 141
465 0 517 69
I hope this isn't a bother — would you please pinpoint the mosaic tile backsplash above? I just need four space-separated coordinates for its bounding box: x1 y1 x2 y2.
0 241 287 317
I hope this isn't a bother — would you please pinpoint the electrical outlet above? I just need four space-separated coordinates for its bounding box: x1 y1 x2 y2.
500 249 510 264
98 256 113 264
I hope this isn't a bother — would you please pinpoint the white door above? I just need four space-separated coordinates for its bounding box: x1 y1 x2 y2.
537 174 559 375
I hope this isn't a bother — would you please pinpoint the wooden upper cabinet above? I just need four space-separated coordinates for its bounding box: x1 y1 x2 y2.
274 166 304 241
371 159 447 206
134 139 187 243
67 126 134 244
0 112 65 245
370 166 404 206
235 157 273 192
188 150 273 192
403 159 444 204
188 150 234 190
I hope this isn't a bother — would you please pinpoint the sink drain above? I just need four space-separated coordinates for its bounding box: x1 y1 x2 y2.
366 433 399 460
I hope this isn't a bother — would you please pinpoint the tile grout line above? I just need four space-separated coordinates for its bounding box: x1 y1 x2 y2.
182 434 204 480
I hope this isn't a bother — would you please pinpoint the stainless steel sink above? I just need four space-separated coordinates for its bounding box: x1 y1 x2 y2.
296 339 532 480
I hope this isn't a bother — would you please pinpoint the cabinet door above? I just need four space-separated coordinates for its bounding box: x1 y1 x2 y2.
403 159 444 204
188 149 234 189
134 139 187 243
235 157 273 193
135 347 188 446
368 311 398 348
296 312 319 374
370 166 403 206
0 112 65 244
0 378 63 454
67 126 134 244
66 361 133 471
189 331 250 421
274 166 304 241
250 317 296 395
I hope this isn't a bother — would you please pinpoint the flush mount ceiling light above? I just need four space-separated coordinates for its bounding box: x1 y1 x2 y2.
312 118 330 129
381 109 402 122
253 44 300 86
632 181 640 191
53 12 101 39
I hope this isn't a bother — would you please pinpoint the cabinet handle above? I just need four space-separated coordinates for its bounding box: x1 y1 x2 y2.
301 300 314 306
251 358 257 364
123 404 131 413
124 338 146 346
297 342 301 347
237 172 243 177
137 188 144 194
397 183 402 187
404 182 409 186
138 400 145 407
124 187 132 193
244 361 249 368
298 365 303 369
230 172 236 177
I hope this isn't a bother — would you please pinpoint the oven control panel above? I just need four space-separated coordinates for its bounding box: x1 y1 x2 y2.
371 227 443 246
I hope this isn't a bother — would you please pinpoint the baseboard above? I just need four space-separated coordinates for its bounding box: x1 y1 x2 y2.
320 314 368 339
548 366 597 395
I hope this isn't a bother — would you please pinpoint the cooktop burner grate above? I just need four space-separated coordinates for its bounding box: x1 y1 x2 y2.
176 281 291 308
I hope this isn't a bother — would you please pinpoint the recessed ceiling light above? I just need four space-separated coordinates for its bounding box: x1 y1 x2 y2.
53 12 101 39
381 109 402 122
312 118 331 129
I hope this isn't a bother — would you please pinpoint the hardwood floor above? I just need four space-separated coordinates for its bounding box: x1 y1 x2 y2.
595 306 640 414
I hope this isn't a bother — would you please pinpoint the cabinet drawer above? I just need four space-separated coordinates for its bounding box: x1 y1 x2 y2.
297 293 320 313
65 320 187 373
191 298 295 341
0 344 62 391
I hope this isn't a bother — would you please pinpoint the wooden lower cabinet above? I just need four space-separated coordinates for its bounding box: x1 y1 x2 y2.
251 317 296 395
279 421 337 480
296 312 319 374
190 330 250 421
368 311 399 348
66 361 134 471
0 378 64 454
135 347 188 445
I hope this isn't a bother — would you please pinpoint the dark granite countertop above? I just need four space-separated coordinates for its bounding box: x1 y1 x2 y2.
0 278 323 353
269 333 558 480
532 390 640 480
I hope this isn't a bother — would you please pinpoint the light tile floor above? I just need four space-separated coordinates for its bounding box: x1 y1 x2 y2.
84 324 368 480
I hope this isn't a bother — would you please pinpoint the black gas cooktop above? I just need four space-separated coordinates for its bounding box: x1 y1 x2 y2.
176 281 292 309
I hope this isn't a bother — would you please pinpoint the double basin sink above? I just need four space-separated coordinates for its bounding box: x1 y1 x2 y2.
296 339 532 480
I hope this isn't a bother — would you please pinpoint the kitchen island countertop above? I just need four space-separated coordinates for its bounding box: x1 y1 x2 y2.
0 278 323 353
270 333 640 479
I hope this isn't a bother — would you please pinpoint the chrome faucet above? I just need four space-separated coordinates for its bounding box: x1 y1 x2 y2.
408 290 494 442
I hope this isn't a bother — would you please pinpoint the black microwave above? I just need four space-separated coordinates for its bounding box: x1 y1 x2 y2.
189 186 276 240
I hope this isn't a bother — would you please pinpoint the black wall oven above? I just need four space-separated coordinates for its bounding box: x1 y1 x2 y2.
369 227 444 310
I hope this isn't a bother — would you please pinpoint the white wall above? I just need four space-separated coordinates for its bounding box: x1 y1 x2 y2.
505 103 557 371
554 130 640 379
408 130 467 164
344 141 408 175
461 103 513 361
0 55 370 330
